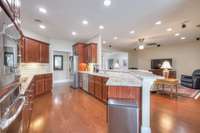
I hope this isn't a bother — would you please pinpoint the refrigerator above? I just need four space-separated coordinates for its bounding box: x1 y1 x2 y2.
69 56 79 89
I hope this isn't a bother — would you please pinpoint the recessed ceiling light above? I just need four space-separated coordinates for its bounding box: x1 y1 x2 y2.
139 45 144 50
104 0 111 7
113 37 118 40
39 24 46 29
103 41 106 44
181 37 186 40
39 7 47 14
175 33 180 36
99 25 104 30
82 20 88 25
155 21 162 25
166 28 172 32
15 0 21 7
129 30 135 34
72 32 77 36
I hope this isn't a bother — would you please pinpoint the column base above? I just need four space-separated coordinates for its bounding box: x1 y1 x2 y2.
141 126 151 133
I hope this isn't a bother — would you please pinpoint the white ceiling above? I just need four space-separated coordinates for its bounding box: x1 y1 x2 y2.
21 0 200 51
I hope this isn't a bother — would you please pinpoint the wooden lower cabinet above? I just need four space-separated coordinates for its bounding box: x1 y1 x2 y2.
94 76 103 100
88 75 95 95
102 78 109 102
34 74 52 97
44 74 53 92
87 74 108 103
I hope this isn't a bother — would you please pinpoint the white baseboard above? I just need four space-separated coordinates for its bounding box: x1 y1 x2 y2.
53 79 72 84
141 126 151 133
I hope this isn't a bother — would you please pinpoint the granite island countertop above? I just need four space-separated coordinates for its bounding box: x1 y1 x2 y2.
20 72 52 95
79 70 161 87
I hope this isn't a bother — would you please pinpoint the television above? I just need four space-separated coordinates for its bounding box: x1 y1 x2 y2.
151 58 172 69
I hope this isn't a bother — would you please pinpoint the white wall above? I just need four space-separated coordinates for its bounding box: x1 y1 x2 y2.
128 42 200 78
103 50 128 70
53 51 71 83
22 29 50 43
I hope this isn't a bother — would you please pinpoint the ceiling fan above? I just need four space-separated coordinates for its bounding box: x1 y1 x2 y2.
135 38 161 50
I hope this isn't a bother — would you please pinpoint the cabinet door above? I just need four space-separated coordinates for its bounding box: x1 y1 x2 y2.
91 44 97 63
24 38 40 62
79 73 83 89
88 75 95 95
87 44 97 63
94 76 102 100
73 43 85 64
40 44 49 63
35 75 45 96
102 78 108 102
84 45 88 63
44 74 53 92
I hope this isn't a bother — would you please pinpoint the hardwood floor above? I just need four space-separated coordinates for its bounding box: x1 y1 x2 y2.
151 93 200 133
29 83 107 133
29 83 200 133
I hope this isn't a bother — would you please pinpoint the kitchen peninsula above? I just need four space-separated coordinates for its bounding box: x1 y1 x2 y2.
79 70 162 133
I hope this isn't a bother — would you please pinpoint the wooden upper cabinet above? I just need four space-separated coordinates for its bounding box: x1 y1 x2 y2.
87 43 97 63
40 44 49 63
73 43 86 64
24 37 40 63
22 37 49 63
73 42 97 64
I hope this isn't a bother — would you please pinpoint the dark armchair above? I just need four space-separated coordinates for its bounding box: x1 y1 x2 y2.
181 69 200 89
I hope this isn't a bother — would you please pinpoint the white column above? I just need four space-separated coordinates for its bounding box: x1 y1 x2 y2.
97 35 102 69
141 78 156 133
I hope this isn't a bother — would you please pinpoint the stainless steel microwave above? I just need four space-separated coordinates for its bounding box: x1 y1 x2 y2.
0 6 21 88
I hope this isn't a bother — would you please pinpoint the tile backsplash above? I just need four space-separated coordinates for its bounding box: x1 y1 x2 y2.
20 63 51 76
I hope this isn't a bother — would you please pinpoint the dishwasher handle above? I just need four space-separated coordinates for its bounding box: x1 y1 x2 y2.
0 96 26 130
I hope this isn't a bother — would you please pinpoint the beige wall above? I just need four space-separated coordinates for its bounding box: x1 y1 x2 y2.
128 42 200 78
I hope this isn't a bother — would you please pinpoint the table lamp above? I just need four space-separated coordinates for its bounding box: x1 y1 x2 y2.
161 61 172 79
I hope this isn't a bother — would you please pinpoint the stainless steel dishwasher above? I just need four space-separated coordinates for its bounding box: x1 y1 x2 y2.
82 73 88 92
108 99 139 133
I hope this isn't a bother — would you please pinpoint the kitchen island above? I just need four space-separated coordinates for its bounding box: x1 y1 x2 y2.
79 70 162 133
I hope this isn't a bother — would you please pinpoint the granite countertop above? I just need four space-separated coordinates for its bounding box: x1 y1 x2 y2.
79 71 143 87
20 72 52 95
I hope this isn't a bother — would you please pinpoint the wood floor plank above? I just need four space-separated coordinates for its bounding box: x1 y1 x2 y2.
29 83 200 133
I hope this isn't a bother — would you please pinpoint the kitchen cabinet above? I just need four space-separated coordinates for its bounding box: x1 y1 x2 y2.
24 37 41 62
94 76 103 100
88 75 95 95
73 43 97 66
87 43 97 63
40 44 49 63
86 74 108 103
21 37 49 63
44 74 53 92
102 77 109 102
34 74 52 97
73 43 86 64
35 75 45 97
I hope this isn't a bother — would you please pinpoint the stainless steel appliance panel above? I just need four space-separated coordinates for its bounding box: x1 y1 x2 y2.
70 56 79 88
0 5 21 90
108 99 139 133
82 73 88 92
